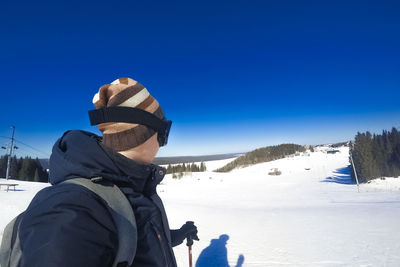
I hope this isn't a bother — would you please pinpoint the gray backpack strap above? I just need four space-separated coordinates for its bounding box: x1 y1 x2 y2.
64 178 137 267
0 213 24 267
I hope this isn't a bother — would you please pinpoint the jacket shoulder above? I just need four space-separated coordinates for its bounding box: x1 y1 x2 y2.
19 183 118 267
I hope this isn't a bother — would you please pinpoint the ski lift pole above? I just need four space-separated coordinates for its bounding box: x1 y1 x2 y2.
186 235 193 267
5 126 16 180
350 153 360 193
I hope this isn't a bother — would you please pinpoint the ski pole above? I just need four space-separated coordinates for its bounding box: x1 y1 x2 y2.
186 235 193 267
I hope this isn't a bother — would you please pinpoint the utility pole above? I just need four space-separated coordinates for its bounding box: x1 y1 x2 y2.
5 126 16 180
349 142 360 193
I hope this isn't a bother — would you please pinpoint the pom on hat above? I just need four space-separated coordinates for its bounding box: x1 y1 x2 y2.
93 78 165 151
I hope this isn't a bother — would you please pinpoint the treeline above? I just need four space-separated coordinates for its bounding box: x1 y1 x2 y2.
0 155 49 182
166 162 207 174
350 128 400 183
331 141 349 148
216 144 306 172
154 153 238 165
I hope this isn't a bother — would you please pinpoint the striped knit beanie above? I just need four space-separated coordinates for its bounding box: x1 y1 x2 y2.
92 77 165 151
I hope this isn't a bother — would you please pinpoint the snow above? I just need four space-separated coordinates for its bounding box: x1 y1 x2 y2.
203 157 238 172
0 180 49 232
1 147 400 266
363 177 400 192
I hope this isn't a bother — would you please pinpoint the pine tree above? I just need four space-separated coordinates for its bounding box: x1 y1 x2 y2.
355 132 379 182
10 156 18 179
18 157 36 181
34 168 40 182
35 158 48 182
351 127 400 182
191 163 197 172
389 128 400 177
167 164 172 174
0 156 7 178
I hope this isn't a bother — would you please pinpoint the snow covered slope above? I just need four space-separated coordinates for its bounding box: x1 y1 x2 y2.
1 147 400 266
161 147 400 267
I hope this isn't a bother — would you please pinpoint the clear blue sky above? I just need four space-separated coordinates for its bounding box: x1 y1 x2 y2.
1 0 399 158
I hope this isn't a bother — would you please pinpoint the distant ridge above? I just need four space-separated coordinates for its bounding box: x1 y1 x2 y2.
316 141 350 147
38 153 243 169
154 153 242 165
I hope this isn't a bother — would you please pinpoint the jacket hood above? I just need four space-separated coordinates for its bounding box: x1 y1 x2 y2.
49 130 164 192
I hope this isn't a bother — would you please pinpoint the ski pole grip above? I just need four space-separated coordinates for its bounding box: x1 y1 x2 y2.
186 236 193 246
185 221 194 246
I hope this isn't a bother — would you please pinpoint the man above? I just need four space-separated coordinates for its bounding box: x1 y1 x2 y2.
17 78 198 266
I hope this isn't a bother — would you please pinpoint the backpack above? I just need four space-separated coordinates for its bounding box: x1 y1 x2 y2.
0 178 137 267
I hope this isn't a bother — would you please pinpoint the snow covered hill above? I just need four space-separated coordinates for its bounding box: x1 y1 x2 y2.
1 146 400 266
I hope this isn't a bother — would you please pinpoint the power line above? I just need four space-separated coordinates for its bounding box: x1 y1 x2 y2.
5 126 16 180
10 146 34 156
1 131 51 157
13 139 51 157
1 145 49 160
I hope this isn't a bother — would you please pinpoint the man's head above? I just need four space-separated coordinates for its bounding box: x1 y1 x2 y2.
91 77 169 163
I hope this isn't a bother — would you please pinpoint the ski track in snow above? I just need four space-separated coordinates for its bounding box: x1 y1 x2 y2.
1 146 400 267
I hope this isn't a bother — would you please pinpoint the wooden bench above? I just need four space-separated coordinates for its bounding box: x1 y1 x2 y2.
0 183 19 192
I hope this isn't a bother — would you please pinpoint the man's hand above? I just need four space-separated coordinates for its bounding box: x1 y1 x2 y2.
170 221 199 247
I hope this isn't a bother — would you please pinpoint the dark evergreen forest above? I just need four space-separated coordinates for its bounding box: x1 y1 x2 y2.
350 128 400 183
166 162 207 174
216 144 306 172
0 155 48 182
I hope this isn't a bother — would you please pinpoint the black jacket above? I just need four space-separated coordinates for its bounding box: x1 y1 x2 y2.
18 130 178 267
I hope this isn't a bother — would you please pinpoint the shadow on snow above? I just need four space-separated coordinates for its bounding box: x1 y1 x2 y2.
321 165 356 185
196 234 244 267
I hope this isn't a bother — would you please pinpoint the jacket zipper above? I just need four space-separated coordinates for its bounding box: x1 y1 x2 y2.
151 222 169 267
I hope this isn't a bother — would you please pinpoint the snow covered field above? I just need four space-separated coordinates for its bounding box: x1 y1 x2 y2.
1 146 400 266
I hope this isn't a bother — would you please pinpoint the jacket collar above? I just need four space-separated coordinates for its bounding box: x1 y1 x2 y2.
100 142 167 192
50 130 166 193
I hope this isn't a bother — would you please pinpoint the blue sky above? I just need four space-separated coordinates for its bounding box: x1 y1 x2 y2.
1 0 399 158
